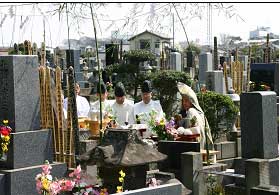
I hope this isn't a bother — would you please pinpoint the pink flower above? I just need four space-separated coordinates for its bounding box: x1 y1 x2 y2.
42 163 52 175
36 180 42 194
149 178 158 187
69 165 81 178
59 179 75 191
49 181 61 195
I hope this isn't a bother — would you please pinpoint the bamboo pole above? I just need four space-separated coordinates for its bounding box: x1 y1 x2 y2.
39 66 46 128
55 66 64 162
90 3 103 140
246 47 251 92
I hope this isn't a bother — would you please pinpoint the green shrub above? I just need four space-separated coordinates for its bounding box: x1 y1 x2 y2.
197 91 239 143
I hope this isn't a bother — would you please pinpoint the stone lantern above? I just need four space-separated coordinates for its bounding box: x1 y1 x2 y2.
79 128 167 193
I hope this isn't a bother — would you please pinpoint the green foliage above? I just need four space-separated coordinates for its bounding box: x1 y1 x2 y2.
123 49 156 64
151 70 191 118
197 91 239 143
184 42 201 55
206 174 225 195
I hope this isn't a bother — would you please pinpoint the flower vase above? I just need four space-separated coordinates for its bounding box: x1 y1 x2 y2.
0 152 7 161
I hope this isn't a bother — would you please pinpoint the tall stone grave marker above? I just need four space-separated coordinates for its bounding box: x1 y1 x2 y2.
240 91 278 159
0 56 40 131
65 49 85 86
198 52 212 84
205 70 225 94
0 55 66 195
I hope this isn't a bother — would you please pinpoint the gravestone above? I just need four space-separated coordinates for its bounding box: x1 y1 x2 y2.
0 56 40 131
198 52 212 84
0 55 67 195
170 52 182 71
205 70 225 94
240 91 278 159
65 49 84 83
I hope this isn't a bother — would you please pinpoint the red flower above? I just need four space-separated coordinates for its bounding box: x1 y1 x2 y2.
0 126 11 136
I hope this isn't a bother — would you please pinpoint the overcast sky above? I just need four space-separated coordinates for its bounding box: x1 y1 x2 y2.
0 3 279 48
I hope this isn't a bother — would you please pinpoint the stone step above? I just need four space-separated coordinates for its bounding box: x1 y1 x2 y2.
0 162 67 195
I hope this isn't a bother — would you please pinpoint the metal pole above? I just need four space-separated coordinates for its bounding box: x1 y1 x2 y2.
172 13 175 49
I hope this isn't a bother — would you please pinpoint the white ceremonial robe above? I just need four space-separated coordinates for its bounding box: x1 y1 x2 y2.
63 95 90 118
133 100 164 138
110 99 135 126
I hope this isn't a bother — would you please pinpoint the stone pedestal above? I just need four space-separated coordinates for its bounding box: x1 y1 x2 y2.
0 129 53 169
0 162 67 195
181 152 204 195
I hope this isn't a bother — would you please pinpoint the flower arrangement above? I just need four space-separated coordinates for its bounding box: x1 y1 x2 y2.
0 120 12 159
138 109 177 140
140 109 177 140
36 161 108 195
150 117 178 141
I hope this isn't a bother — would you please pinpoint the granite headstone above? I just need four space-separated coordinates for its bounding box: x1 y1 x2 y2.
240 91 278 159
0 55 40 132
198 52 212 84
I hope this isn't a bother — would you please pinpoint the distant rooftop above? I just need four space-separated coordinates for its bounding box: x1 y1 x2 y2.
128 30 171 41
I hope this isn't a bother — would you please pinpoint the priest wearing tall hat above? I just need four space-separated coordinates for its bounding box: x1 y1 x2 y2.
134 80 164 138
89 82 114 120
110 82 135 126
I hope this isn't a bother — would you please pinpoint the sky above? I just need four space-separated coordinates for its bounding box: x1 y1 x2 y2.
0 3 279 48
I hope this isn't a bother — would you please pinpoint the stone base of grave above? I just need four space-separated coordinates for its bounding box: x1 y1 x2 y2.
158 141 200 173
251 185 279 195
0 162 67 195
0 173 5 195
117 183 182 195
0 129 53 169
99 164 149 194
224 184 246 195
214 141 237 160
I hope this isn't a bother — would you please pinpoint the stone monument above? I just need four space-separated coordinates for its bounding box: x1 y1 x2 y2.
0 55 67 195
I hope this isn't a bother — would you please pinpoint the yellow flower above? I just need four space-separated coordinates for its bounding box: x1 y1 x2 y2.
3 136 10 142
160 118 165 125
119 177 124 183
119 170 126 178
41 178 50 190
3 120 8 125
2 144 8 152
116 186 123 193
100 188 108 195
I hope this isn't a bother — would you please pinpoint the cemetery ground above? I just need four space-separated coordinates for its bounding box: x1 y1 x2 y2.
0 54 279 195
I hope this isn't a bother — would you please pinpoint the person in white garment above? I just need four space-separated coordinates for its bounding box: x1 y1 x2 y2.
89 82 113 120
176 82 213 149
110 82 135 126
134 80 164 138
63 83 90 118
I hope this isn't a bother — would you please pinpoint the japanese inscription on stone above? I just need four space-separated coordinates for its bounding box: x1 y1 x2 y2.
0 59 9 120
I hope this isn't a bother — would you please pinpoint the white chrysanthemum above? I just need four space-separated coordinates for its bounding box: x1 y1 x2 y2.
177 127 193 135
46 174 53 181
